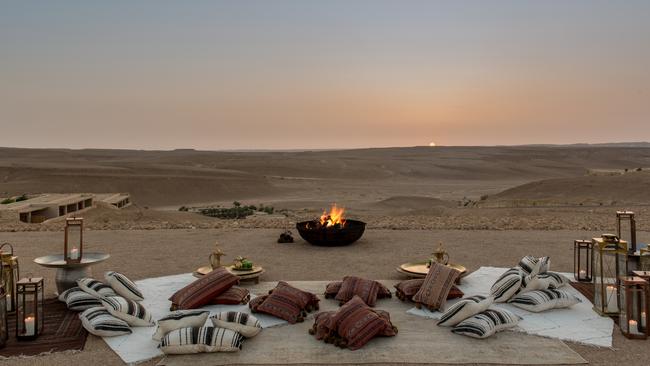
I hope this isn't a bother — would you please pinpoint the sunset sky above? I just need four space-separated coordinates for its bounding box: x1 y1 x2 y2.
1 1 649 150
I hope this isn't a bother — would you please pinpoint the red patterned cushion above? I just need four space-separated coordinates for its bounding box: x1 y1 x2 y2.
412 262 461 311
209 286 250 305
335 276 381 306
333 296 394 350
168 267 239 310
256 286 304 324
395 279 464 302
310 310 337 340
377 283 392 299
273 281 319 310
448 286 464 300
249 295 268 312
324 281 342 299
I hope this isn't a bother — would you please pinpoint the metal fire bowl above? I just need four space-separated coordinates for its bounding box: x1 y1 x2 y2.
296 219 366 246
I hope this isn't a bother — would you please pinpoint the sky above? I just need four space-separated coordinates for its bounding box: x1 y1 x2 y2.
1 0 649 150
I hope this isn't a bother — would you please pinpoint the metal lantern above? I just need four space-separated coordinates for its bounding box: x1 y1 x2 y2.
619 276 649 339
16 277 44 340
0 243 19 313
592 234 628 316
573 239 593 282
0 277 7 348
64 217 84 264
639 248 650 272
632 270 650 283
616 211 637 253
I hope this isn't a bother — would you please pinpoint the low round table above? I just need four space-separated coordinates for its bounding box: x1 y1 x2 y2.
34 253 110 294
397 262 468 284
193 265 265 284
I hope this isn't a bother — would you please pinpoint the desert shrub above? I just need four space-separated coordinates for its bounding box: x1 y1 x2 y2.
198 202 275 219
178 206 188 211
15 194 28 202
1 198 15 204
636 167 643 172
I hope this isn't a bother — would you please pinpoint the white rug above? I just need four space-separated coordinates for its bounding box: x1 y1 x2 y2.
102 273 288 365
407 266 614 347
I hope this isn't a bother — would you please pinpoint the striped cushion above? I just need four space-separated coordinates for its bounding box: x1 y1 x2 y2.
152 310 210 341
377 283 392 299
518 256 551 276
490 267 524 303
438 295 494 327
255 287 304 324
101 296 154 326
509 289 580 312
169 267 239 310
412 262 461 311
324 281 342 299
59 287 102 311
210 311 262 338
77 278 117 298
395 279 464 302
105 271 144 301
451 308 520 339
159 326 244 354
335 276 381 307
273 281 319 310
209 286 250 305
248 295 268 312
79 307 132 337
520 271 569 294
332 296 395 350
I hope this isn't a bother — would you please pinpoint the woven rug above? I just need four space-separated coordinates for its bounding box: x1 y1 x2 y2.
0 298 87 357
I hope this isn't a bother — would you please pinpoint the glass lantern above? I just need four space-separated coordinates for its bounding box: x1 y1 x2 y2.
0 243 19 313
573 239 592 282
619 276 649 339
16 277 44 340
0 279 8 348
639 248 650 272
616 211 637 253
64 217 84 264
592 234 628 316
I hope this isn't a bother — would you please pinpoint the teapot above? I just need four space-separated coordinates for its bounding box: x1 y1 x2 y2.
209 242 225 269
431 242 450 265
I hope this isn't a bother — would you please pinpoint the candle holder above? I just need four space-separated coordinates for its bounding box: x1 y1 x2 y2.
573 240 592 282
16 277 44 340
0 243 19 313
619 276 649 339
64 217 84 264
592 234 628 316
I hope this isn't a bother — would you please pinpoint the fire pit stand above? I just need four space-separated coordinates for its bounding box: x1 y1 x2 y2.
296 219 366 246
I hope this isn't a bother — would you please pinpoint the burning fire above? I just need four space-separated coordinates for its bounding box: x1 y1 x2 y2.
319 204 346 228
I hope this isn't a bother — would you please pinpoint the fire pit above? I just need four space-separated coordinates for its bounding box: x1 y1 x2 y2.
296 204 366 246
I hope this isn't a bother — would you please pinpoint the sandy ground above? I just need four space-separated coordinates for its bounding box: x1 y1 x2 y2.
0 228 649 365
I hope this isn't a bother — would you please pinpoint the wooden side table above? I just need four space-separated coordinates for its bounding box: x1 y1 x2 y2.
34 253 110 294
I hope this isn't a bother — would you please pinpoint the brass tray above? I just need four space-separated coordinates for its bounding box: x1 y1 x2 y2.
195 265 264 277
398 262 468 278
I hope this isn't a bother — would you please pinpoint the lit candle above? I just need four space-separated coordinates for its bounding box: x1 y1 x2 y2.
606 285 619 313
6 294 11 311
24 316 35 336
579 270 586 280
642 312 647 328
629 319 640 335
70 247 79 260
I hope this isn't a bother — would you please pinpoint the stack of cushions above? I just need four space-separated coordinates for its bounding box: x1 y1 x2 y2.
153 310 210 341
64 271 154 337
394 278 464 302
437 295 520 338
412 262 462 311
324 276 392 307
489 255 579 311
250 281 319 323
169 267 240 310
309 296 397 350
209 286 250 305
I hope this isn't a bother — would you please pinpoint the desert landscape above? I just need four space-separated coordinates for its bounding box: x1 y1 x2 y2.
1 145 650 365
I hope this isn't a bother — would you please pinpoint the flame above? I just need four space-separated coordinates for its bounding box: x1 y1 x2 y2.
319 204 346 227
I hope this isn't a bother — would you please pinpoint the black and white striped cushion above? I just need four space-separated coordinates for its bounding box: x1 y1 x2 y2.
517 256 550 276
490 267 524 303
153 310 210 341
78 278 117 298
101 296 154 326
520 271 569 294
451 308 519 339
59 287 102 311
210 311 262 338
509 289 580 312
79 306 132 337
159 326 244 354
437 295 494 327
105 271 144 301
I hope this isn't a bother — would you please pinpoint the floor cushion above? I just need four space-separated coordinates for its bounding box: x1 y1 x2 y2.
272 281 320 310
324 281 343 299
518 256 551 276
248 295 268 312
152 309 210 341
438 295 494 327
59 287 102 311
491 267 524 303
509 289 580 312
255 286 305 324
335 276 381 306
331 296 395 350
210 311 262 338
412 262 461 311
451 308 520 339
77 278 117 298
105 271 144 301
209 286 250 305
168 267 239 310
447 286 465 300
377 283 392 299
79 307 132 337
101 296 154 326
520 272 569 294
395 279 463 302
159 326 244 354
309 310 337 340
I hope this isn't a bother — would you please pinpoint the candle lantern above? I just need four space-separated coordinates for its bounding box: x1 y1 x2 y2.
64 217 83 264
616 211 637 253
16 277 44 340
639 248 650 272
0 281 8 349
573 240 593 282
619 276 649 339
0 243 19 313
592 234 628 316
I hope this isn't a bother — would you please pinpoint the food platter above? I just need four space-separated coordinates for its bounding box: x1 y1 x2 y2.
194 265 264 282
397 262 468 283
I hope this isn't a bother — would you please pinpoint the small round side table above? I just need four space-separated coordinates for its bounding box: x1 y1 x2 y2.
34 252 110 294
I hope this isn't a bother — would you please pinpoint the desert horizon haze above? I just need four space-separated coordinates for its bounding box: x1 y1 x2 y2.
1 0 649 150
